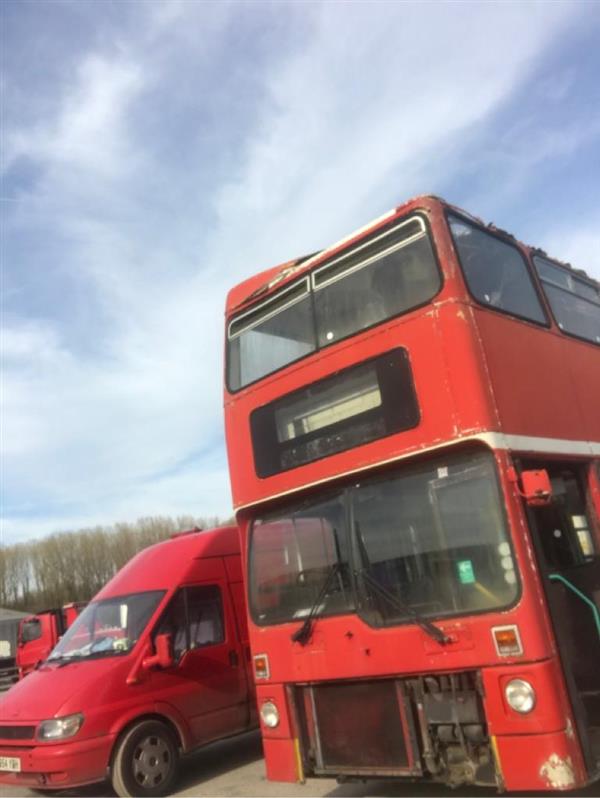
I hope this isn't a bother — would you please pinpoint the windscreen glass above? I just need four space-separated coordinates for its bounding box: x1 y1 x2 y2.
20 620 42 643
354 451 517 624
249 450 517 626
48 590 165 662
534 256 600 345
227 215 440 391
449 217 547 324
250 495 354 624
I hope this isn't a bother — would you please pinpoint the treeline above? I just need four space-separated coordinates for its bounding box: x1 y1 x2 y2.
0 515 230 613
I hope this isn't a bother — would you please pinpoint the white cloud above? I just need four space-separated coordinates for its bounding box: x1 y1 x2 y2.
6 55 144 179
214 2 576 253
542 223 600 280
3 1 595 544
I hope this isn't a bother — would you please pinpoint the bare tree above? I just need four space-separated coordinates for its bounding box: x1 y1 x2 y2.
1 515 230 611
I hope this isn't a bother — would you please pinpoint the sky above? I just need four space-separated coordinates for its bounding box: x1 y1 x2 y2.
2 0 600 545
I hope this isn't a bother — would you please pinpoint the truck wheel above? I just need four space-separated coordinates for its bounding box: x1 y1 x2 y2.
111 720 179 798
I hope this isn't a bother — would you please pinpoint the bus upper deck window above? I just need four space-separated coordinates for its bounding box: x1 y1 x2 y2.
312 218 440 348
534 256 600 345
449 217 547 325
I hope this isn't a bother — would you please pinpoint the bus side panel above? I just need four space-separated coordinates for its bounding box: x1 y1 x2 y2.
473 310 588 442
435 301 500 434
569 344 600 442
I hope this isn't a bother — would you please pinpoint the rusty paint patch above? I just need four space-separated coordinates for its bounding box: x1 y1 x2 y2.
565 718 574 740
540 754 575 790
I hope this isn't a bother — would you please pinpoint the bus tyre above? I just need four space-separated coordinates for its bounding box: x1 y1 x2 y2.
111 720 179 798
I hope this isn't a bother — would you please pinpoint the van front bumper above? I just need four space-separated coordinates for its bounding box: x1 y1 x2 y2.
0 734 116 790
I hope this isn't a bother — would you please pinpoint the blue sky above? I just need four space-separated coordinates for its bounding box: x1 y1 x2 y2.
2 1 600 544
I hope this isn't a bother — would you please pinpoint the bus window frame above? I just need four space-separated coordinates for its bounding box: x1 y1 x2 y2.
248 483 356 628
350 446 522 629
247 445 523 628
587 461 600 550
532 254 600 348
249 346 420 479
225 211 445 394
445 211 551 330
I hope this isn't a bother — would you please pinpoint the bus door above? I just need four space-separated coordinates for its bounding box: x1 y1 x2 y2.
522 460 600 775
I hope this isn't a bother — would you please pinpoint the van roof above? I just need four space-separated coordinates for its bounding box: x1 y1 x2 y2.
94 525 239 599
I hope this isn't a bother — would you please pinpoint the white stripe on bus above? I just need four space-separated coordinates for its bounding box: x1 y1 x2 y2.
234 432 600 511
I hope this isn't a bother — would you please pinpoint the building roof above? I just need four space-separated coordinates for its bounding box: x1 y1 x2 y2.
0 608 30 621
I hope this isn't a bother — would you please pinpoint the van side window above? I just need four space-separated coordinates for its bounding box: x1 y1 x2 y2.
155 590 188 659
154 585 224 658
187 586 224 648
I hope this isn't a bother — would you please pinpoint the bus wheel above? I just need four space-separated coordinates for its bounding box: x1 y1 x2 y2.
111 720 179 798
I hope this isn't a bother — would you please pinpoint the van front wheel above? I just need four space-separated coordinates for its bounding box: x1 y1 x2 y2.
111 720 179 798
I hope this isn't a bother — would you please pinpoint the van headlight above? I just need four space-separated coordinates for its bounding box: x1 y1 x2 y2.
505 679 536 713
38 713 84 740
260 701 280 728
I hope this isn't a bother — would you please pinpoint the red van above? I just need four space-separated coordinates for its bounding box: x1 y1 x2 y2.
0 526 257 797
17 603 85 679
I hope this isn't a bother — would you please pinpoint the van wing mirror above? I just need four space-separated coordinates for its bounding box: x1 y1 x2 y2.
508 467 553 506
142 633 174 671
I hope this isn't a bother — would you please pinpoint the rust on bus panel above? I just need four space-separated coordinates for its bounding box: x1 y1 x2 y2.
539 754 576 790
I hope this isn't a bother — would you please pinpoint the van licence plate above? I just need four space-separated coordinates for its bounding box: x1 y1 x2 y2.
0 756 21 772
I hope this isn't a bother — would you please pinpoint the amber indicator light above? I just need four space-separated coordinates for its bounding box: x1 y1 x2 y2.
253 653 270 679
492 625 523 656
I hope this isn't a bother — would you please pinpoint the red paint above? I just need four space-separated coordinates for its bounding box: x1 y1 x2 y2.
496 731 586 792
224 196 600 790
0 526 257 794
262 738 300 783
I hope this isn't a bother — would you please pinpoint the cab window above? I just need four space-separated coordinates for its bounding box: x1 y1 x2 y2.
21 619 42 644
154 585 224 659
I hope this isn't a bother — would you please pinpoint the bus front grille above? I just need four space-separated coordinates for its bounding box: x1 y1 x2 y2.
293 678 421 776
292 671 493 784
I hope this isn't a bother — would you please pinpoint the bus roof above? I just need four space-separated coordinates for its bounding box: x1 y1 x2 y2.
225 194 598 318
94 525 239 599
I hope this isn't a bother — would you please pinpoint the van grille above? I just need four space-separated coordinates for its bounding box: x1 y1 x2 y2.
0 726 36 740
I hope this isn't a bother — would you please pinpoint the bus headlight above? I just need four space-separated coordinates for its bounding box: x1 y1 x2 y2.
505 679 536 713
38 713 84 740
260 701 280 728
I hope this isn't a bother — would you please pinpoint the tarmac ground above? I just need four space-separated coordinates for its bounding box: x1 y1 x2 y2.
1 731 598 798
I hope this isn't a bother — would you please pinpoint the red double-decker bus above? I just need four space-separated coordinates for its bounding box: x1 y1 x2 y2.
223 195 600 792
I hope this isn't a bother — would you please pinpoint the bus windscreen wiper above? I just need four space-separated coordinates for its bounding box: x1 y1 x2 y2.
291 563 341 646
356 567 451 646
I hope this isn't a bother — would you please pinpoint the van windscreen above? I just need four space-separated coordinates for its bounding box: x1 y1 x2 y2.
47 590 165 663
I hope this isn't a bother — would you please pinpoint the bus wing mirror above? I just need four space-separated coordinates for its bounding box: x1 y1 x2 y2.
142 634 174 671
508 467 553 506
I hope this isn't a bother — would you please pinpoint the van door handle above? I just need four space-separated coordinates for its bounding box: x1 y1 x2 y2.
229 650 239 667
